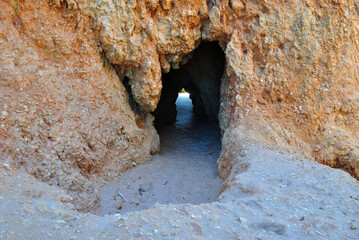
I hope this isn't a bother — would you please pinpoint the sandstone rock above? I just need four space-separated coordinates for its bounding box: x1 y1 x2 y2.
230 0 245 15
0 0 358 219
214 0 359 181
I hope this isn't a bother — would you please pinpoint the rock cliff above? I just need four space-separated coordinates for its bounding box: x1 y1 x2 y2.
0 0 358 226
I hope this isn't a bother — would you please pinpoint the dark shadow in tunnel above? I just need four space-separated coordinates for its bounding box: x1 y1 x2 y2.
153 41 225 127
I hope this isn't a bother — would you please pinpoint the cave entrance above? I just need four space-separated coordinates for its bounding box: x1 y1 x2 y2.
153 41 225 126
93 42 225 215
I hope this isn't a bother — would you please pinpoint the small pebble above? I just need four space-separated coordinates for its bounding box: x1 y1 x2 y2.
117 203 122 210
350 223 357 230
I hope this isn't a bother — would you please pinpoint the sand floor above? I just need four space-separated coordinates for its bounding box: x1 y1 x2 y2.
93 93 222 215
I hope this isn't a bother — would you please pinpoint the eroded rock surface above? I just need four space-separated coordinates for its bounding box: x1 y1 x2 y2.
0 0 161 210
0 0 359 238
215 0 359 180
1 146 358 239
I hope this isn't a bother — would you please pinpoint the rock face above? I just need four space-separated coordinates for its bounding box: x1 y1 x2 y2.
214 0 359 181
1 0 359 238
0 0 358 219
0 0 162 210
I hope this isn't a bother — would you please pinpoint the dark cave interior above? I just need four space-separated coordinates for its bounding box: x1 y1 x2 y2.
153 41 226 127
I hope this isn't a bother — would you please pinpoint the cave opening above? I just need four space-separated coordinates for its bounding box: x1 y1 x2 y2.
92 42 226 215
153 41 225 127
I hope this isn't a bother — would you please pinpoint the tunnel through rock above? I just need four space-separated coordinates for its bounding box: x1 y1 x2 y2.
153 41 226 126
92 42 226 215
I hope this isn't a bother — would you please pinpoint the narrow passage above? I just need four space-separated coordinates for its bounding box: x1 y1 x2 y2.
94 92 222 215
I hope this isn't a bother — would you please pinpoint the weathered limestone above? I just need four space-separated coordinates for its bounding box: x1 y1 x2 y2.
0 0 359 239
0 0 358 215
213 0 359 180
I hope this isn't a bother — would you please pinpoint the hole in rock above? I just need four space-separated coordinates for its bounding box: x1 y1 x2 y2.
93 41 225 215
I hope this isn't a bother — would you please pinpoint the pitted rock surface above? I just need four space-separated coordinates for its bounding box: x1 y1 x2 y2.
0 0 358 238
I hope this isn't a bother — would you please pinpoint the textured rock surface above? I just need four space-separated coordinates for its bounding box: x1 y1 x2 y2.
1 147 358 239
0 0 359 238
0 0 161 210
214 0 359 180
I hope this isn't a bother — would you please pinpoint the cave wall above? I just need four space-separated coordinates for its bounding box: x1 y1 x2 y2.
0 0 358 209
0 0 164 210
153 41 225 126
213 0 359 180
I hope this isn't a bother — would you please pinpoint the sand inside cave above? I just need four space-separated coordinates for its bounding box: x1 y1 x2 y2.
93 93 222 215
